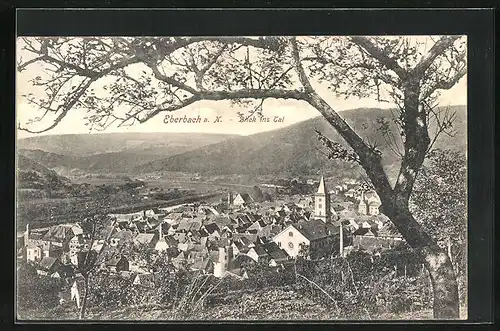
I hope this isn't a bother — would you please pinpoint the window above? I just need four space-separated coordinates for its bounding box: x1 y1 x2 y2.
319 211 322 216
318 204 322 209
289 231 293 237
318 198 322 202
288 242 294 249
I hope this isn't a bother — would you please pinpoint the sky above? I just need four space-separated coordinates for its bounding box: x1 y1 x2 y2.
16 36 467 139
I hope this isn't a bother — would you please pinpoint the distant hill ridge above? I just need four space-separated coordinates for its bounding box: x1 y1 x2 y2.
17 132 238 157
17 132 238 173
17 106 466 180
134 106 466 180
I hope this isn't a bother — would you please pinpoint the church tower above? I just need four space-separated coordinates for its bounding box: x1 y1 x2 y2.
314 176 331 223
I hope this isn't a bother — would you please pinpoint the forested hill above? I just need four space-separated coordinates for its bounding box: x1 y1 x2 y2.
134 106 466 181
17 154 72 191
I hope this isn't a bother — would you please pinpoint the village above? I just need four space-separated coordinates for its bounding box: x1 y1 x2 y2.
17 176 404 310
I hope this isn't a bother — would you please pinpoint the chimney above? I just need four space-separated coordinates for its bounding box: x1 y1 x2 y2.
339 222 344 257
24 223 30 247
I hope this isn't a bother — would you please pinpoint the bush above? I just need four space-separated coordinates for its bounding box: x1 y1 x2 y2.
17 262 64 316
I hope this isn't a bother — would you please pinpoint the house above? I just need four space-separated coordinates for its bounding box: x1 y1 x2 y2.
42 224 78 250
272 219 340 259
26 242 42 262
352 226 403 252
213 216 232 229
134 233 159 248
109 229 135 248
264 242 290 267
165 212 183 224
296 197 313 209
246 245 269 263
190 258 214 274
358 191 382 216
233 193 254 206
344 189 356 198
37 256 62 276
202 223 220 235
368 201 381 216
246 242 289 266
231 240 251 255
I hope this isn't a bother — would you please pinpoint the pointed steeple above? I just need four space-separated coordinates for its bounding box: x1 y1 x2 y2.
317 176 326 195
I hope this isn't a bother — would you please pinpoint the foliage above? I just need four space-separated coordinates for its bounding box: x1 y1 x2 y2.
252 186 264 202
17 261 64 314
293 247 433 318
410 148 467 303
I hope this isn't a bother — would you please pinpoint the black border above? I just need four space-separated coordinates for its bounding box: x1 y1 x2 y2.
4 7 495 327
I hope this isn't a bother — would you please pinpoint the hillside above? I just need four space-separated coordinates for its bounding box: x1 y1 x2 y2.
135 106 466 181
17 132 238 173
16 154 72 194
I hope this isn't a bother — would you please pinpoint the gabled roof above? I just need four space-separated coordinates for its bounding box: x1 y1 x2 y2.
261 242 289 261
39 256 58 270
164 235 179 246
134 233 157 246
173 251 186 260
26 242 41 250
236 193 253 203
176 221 192 232
43 225 74 243
166 247 180 257
286 220 339 242
204 223 220 234
191 258 213 271
111 229 135 243
377 223 402 238
353 227 377 237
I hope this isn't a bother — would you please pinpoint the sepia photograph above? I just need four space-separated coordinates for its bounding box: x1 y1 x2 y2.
15 34 468 321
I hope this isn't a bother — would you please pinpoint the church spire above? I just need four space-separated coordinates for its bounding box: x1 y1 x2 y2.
314 176 330 223
317 176 326 195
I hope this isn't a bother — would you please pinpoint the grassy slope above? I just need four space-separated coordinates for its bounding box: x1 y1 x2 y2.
27 287 466 321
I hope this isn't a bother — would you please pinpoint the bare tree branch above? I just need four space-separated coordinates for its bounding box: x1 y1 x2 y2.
350 37 408 79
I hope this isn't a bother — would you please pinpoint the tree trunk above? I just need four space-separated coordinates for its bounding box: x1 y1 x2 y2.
382 197 459 319
79 276 90 320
